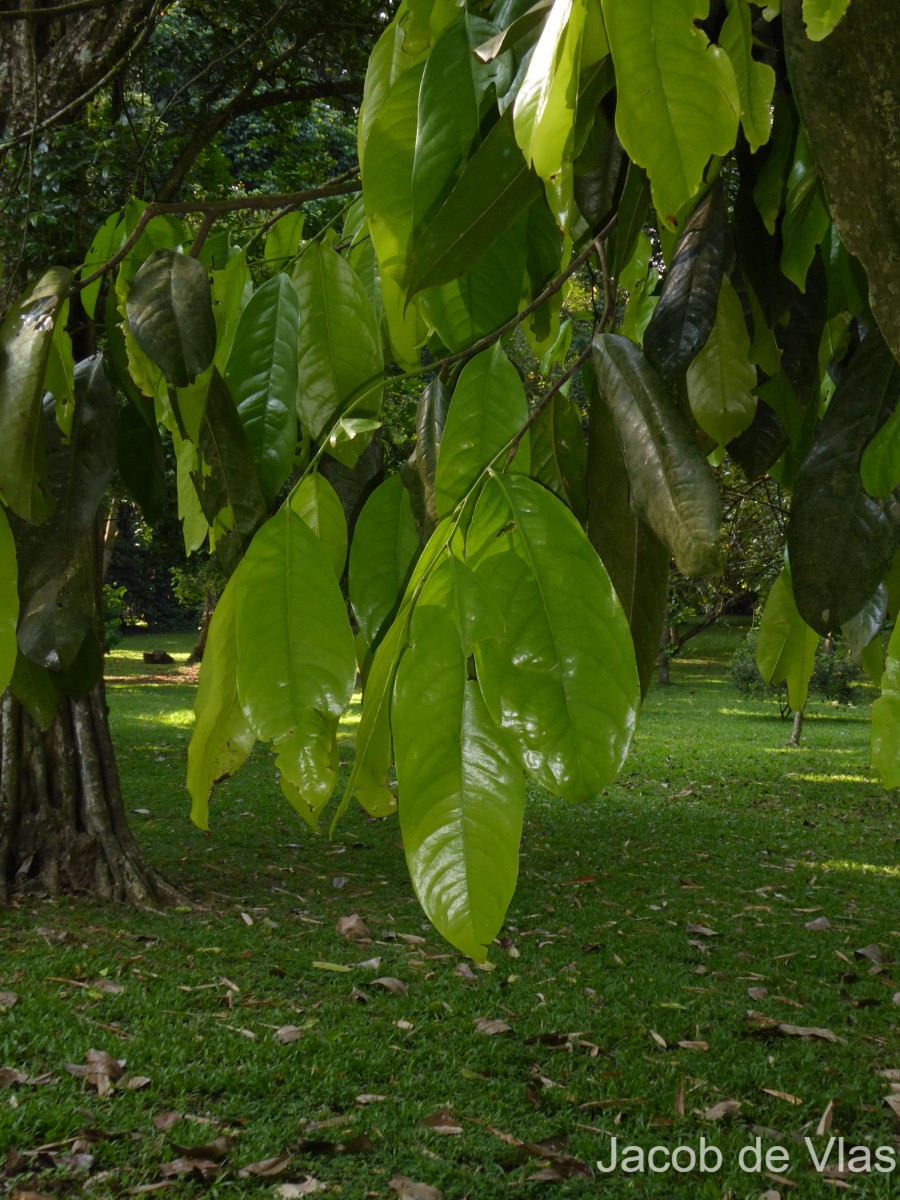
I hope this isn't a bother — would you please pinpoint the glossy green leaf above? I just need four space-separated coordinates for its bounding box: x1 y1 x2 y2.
191 370 267 574
435 345 530 517
601 0 739 228
871 621 900 788
414 375 452 526
117 402 167 522
609 162 651 281
593 334 723 576
841 583 887 663
727 398 788 480
523 195 568 346
686 277 757 445
529 392 587 521
349 475 421 647
264 210 305 268
411 108 542 294
44 299 76 435
187 580 256 830
234 507 356 826
586 378 669 700
10 651 59 730
861 404 900 499
643 183 726 382
780 126 830 292
212 250 253 372
0 267 72 523
290 473 348 580
756 566 819 711
0 507 18 695
752 95 798 236
14 358 115 671
802 0 850 40
174 430 209 556
394 558 524 961
294 243 383 465
224 273 299 503
475 0 551 62
720 0 776 152
467 473 639 799
125 249 216 388
79 210 122 319
788 331 900 633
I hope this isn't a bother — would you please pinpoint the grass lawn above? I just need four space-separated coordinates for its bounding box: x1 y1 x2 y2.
1 626 898 1198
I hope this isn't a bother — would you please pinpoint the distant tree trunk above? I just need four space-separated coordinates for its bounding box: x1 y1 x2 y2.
189 591 215 663
789 708 804 747
0 682 182 906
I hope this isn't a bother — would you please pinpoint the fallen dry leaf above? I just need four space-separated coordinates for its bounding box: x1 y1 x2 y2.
348 987 369 1004
855 944 889 966
275 1026 304 1044
454 962 478 982
397 933 426 945
152 1113 182 1132
122 1075 151 1091
356 1094 387 1105
170 1136 234 1162
677 1040 708 1051
91 979 125 995
474 1017 511 1035
804 917 831 932
373 977 407 996
885 1095 900 1121
357 957 381 971
774 1023 845 1044
0 992 18 1010
879 1070 900 1081
389 1174 444 1200
336 915 370 943
704 1099 741 1121
276 1181 326 1198
65 1049 125 1096
686 923 719 937
748 987 769 1001
649 1030 667 1049
237 1153 293 1178
761 1088 802 1106
159 1157 220 1182
421 1110 463 1135
816 1098 836 1135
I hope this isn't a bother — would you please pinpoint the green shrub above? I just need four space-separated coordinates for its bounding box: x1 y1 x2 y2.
729 628 862 706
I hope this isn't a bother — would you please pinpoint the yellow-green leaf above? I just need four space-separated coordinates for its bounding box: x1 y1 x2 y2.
686 277 758 445
756 566 819 710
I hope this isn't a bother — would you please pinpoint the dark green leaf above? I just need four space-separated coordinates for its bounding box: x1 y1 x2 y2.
788 330 900 633
643 183 726 382
727 398 788 480
609 162 651 281
861 403 900 499
573 103 625 233
756 566 819 711
529 392 587 521
224 273 299 503
117 402 167 522
415 375 452 526
125 249 216 388
349 476 421 647
842 584 887 662
10 651 59 730
592 334 723 576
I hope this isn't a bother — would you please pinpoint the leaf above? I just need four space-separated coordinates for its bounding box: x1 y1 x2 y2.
842 584 887 662
125 249 216 387
686 277 757 445
601 0 739 227
389 1175 444 1200
529 392 587 521
755 567 819 710
474 1017 512 1035
277 1181 327 1198
592 333 723 576
224 273 300 503
264 210 305 268
0 268 72 523
0 509 18 695
586 378 669 699
274 1026 304 1044
10 651 59 729
294 244 383 465
79 210 122 319
861 403 900 499
434 344 530 517
414 375 452 526
643 183 726 382
788 330 900 633
780 126 831 292
336 915 371 943
349 476 420 647
802 0 850 40
720 0 776 151
187 580 255 831
872 622 900 788
373 977 407 995
191 370 267 574
393 559 525 961
411 108 542 294
467 474 639 799
234 507 356 826
117 402 167 522
704 1099 741 1120
237 1153 294 1178
290 474 348 581
727 398 788 481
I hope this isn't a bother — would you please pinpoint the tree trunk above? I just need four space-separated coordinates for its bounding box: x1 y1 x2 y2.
0 681 182 907
189 590 214 663
789 708 804 747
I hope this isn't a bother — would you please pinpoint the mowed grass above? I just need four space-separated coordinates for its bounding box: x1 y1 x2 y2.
0 626 898 1199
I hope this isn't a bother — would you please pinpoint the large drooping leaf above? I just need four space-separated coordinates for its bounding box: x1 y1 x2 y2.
779 127 830 292
755 566 819 711
223 273 299 504
117 402 167 523
788 331 900 633
593 334 723 576
187 580 256 831
414 375 452 526
410 108 542 294
686 277 757 445
393 557 524 961
529 391 588 522
212 249 253 372
14 358 116 671
601 0 739 228
191 370 267 575
349 475 421 647
264 210 305 269
0 267 72 523
587 379 669 699
11 651 60 729
802 0 851 40
467 473 639 799
0 508 18 695
434 344 530 517
234 507 356 827
290 473 348 581
720 0 775 152
643 184 726 381
841 584 888 663
293 243 383 466
861 404 900 499
871 621 900 788
573 103 626 233
727 398 788 480
79 210 123 319
125 249 216 388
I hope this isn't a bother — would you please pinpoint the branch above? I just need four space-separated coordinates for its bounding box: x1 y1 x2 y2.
0 0 103 19
503 344 593 468
76 172 361 290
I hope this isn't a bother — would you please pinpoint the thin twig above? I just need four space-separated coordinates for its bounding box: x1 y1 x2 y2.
503 344 592 469
0 0 103 20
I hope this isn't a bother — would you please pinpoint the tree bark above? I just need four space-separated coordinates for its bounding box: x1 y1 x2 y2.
789 707 804 747
0 680 183 906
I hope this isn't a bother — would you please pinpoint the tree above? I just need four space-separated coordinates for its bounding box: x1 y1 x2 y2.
1 0 898 951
